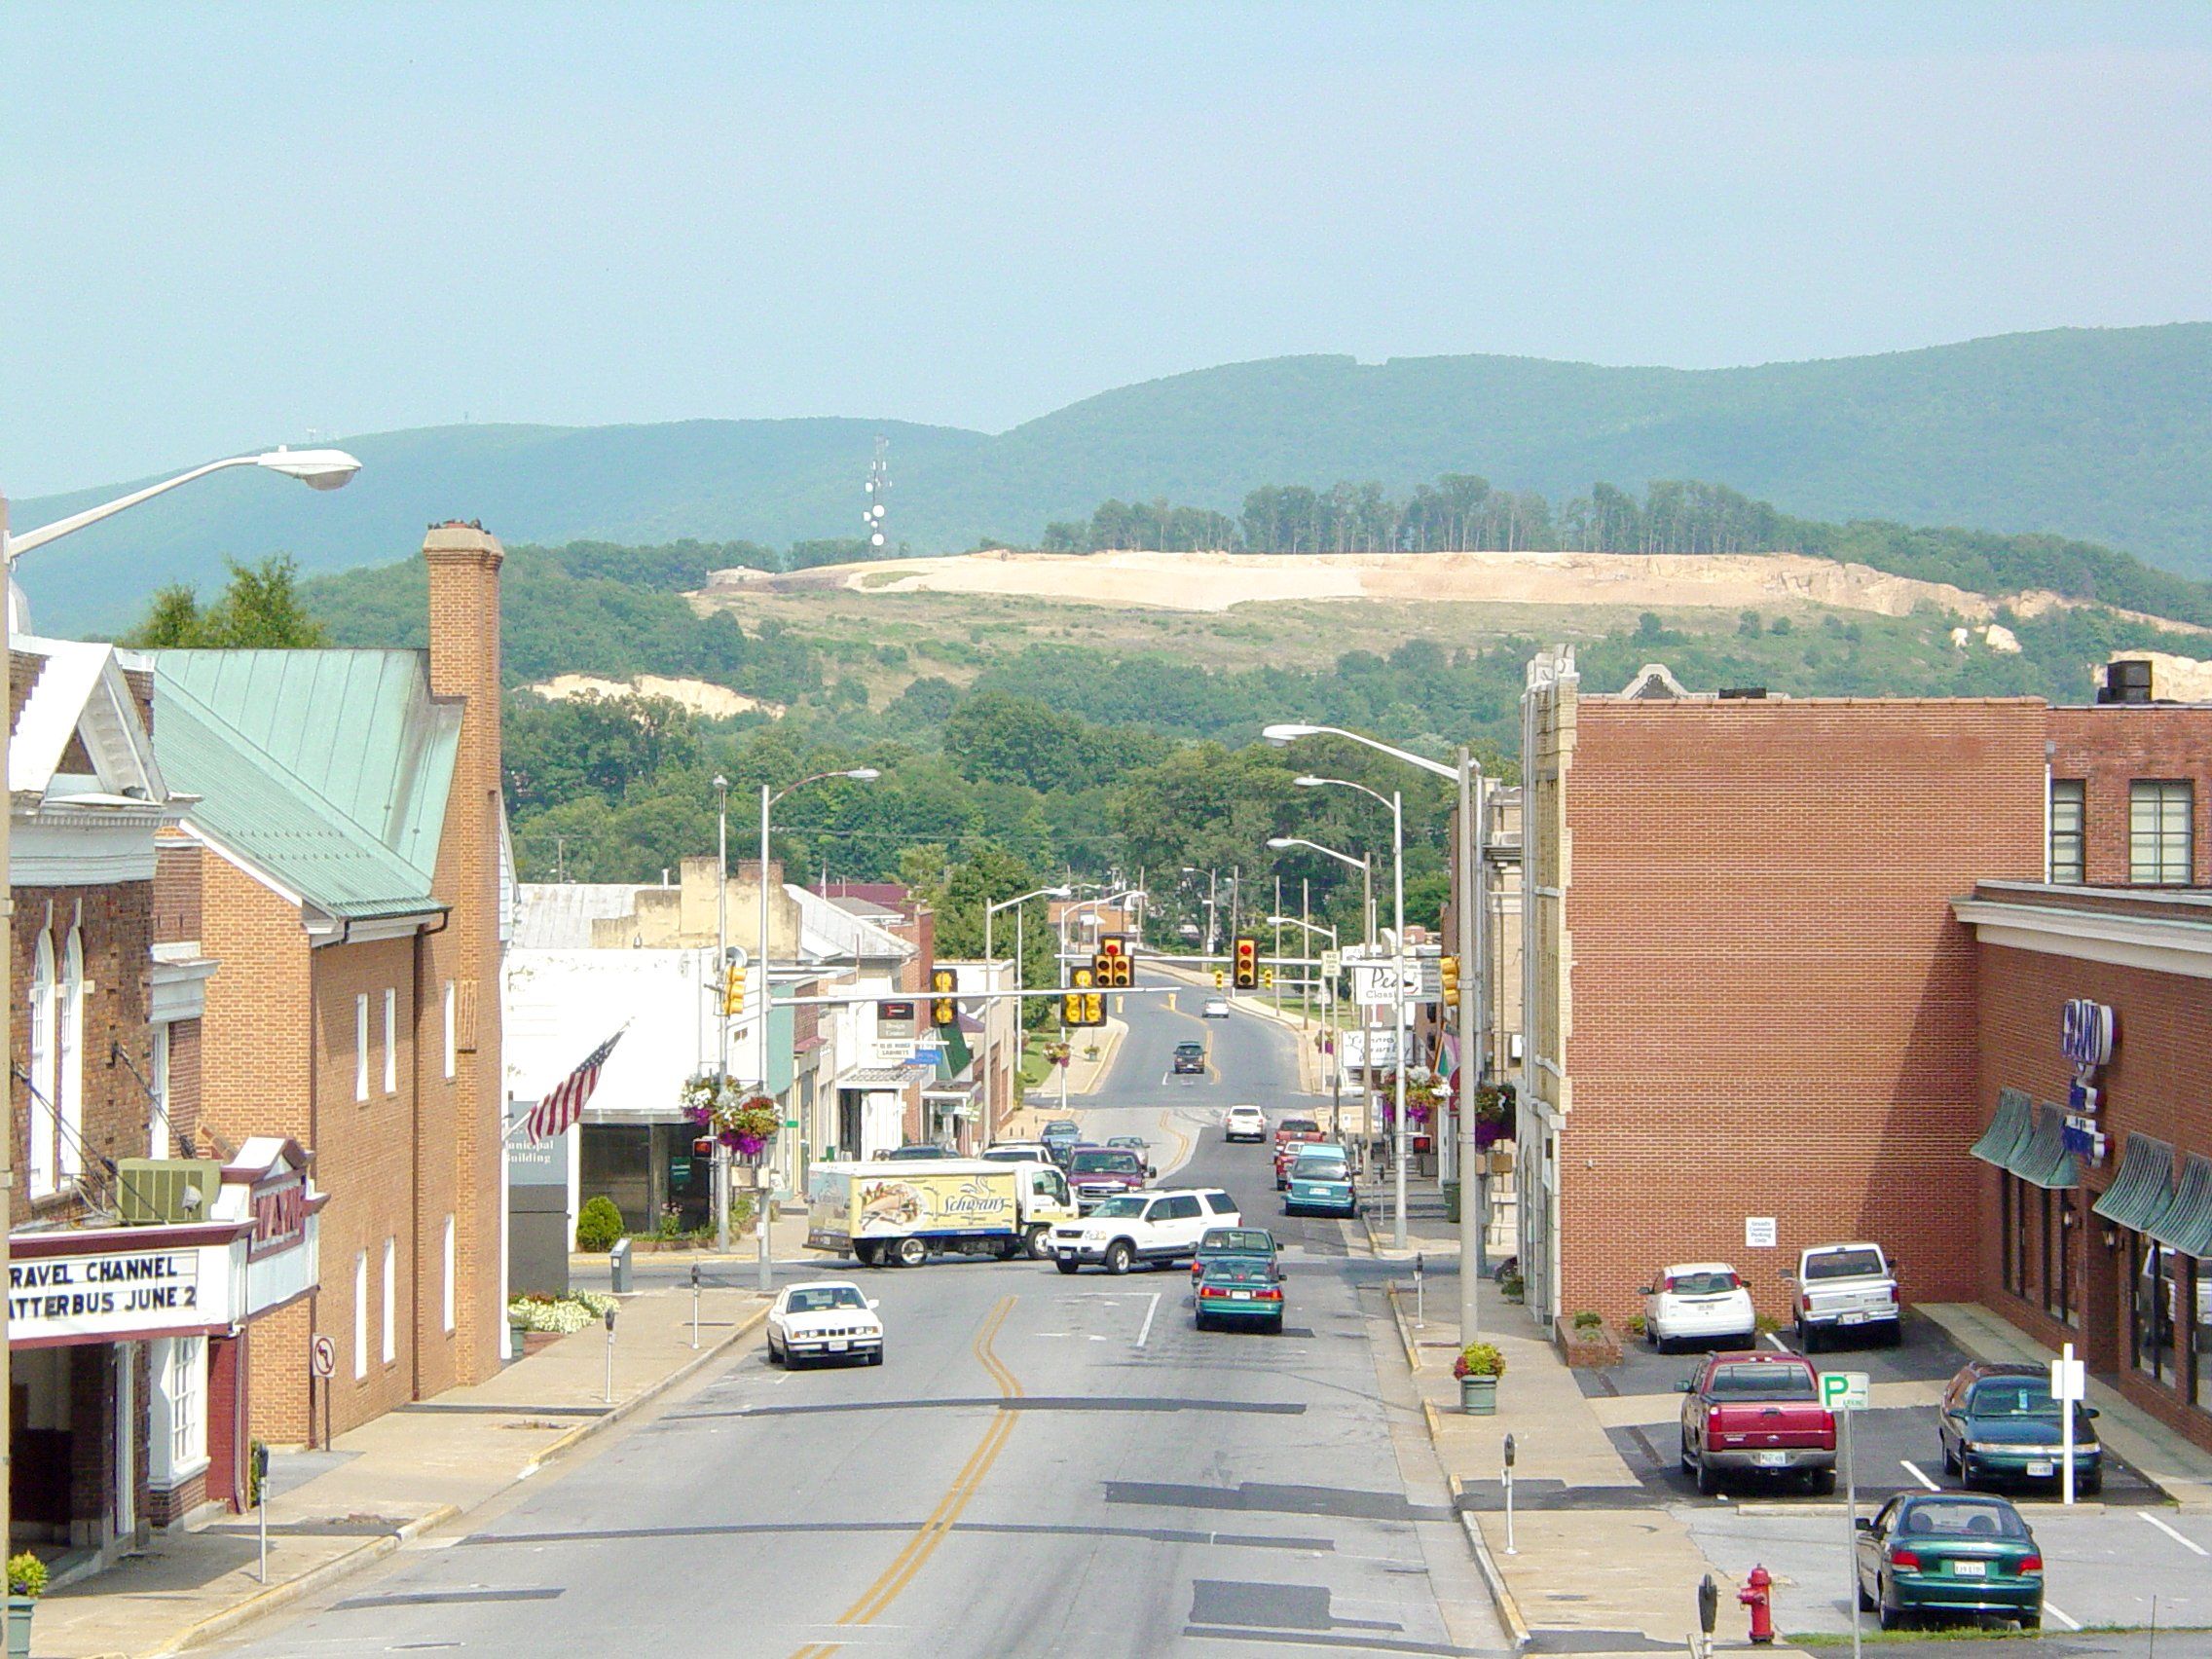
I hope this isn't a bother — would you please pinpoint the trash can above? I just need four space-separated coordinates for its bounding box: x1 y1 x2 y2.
608 1236 633 1295
1443 1181 1460 1224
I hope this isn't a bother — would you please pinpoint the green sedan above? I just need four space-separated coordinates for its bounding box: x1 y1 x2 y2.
1936 1360 2102 1493
1855 1493 2043 1631
1194 1259 1285 1332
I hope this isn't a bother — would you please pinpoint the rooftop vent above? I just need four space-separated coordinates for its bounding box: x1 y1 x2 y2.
1717 686 1768 700
2098 659 2154 705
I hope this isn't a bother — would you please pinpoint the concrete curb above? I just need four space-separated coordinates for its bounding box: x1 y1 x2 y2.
1456 1504 1532 1651
1384 1284 1425 1372
521 1303 770 1478
143 1503 461 1659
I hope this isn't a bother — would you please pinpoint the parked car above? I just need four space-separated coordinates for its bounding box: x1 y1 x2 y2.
1937 1361 2102 1494
1105 1135 1150 1156
1051 1188 1242 1273
1640 1263 1756 1352
980 1141 1053 1166
1040 1120 1083 1165
1172 1040 1207 1075
1677 1350 1836 1494
1066 1144 1153 1211
1272 1117 1326 1186
1855 1493 2044 1632
1794 1241 1901 1350
1202 997 1231 1017
1283 1144 1356 1217
1195 1258 1285 1332
1225 1104 1269 1143
1191 1226 1280 1283
766 1279 884 1367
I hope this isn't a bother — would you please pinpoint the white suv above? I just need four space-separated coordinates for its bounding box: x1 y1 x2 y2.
1052 1189 1241 1274
1224 1105 1268 1143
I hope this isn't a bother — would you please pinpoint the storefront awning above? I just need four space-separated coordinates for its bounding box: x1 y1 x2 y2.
1969 1088 2035 1170
2012 1104 2079 1191
2144 1153 2212 1258
2092 1132 2175 1233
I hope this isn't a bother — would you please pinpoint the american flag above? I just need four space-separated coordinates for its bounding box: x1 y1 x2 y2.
527 1029 624 1143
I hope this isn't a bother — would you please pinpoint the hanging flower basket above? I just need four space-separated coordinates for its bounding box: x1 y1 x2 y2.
1378 1067 1443 1130
681 1075 779 1160
1043 1041 1072 1069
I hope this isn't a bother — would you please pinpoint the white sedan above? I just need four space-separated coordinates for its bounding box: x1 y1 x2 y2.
767 1279 884 1368
1640 1262 1756 1352
1202 997 1232 1018
1224 1104 1269 1143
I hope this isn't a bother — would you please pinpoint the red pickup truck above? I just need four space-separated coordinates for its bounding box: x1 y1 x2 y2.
1272 1118 1326 1189
1677 1350 1836 1495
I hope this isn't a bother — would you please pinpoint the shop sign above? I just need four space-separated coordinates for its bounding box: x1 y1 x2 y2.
879 1000 916 1023
10 1244 230 1345
2060 998 2114 1162
249 1171 310 1261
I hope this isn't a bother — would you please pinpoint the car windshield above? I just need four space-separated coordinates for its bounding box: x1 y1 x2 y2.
1706 1363 1818 1402
1071 1150 1142 1175
1045 1123 1079 1137
980 1149 1030 1162
1176 1043 1204 1056
1292 1156 1348 1180
1088 1198 1147 1219
787 1287 866 1313
1203 1261 1277 1284
1804 1248 1885 1280
1970 1381 2065 1417
1898 1500 2030 1539
1669 1271 1740 1296
1201 1229 1274 1255
1107 1138 1145 1150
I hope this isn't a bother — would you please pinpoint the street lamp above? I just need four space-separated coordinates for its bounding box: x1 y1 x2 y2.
1293 774 1409 1250
747 766 878 1292
984 884 1071 1140
1268 722 1490 1343
0 443 362 1542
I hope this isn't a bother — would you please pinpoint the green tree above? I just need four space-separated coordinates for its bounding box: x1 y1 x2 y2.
127 555 330 648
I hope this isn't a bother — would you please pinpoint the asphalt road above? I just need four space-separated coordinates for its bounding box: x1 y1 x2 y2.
214 977 1497 1658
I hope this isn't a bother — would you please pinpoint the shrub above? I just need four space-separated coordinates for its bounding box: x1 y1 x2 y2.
8 1552 48 1600
1626 1313 1648 1336
507 1289 618 1335
245 1438 267 1508
1453 1342 1506 1380
1753 1312 1781 1336
576 1196 625 1252
1498 1272 1526 1300
1571 1309 1604 1333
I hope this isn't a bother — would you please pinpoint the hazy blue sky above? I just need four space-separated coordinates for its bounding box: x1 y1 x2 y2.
6 1 2211 496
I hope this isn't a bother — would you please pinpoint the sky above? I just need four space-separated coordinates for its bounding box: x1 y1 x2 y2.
6 1 2212 497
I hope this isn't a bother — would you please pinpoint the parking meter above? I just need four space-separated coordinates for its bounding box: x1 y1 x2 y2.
1501 1432 1517 1556
1502 1432 1516 1469
1698 1573 1718 1642
603 1304 618 1403
253 1442 272 1581
690 1262 702 1349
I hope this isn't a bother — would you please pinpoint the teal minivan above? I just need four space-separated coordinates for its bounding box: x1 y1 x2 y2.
1283 1144 1356 1218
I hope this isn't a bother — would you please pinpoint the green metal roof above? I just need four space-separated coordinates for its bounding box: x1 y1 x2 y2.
151 649 461 920
1970 1088 2035 1171
2146 1154 2212 1259
2012 1104 2079 1192
2092 1131 2175 1233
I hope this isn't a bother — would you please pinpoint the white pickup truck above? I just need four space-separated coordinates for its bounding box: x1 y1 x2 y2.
1792 1241 1900 1350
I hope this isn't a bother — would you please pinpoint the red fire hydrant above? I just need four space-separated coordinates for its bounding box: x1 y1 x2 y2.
1738 1564 1774 1644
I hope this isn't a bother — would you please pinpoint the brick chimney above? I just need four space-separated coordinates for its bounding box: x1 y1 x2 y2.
421 521 504 1386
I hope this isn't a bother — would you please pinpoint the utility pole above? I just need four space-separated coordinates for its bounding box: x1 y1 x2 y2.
714 776 731 1254
1457 746 1488 1346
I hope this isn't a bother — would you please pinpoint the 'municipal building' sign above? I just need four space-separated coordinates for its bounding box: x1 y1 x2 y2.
7 1236 234 1347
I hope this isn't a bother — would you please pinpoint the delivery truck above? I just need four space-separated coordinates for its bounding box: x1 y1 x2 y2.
805 1157 1077 1268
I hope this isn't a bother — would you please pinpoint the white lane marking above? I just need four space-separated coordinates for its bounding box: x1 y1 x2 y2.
1762 1331 1793 1354
2043 1601 2082 1631
1137 1292 1161 1348
1899 1459 1939 1492
2141 1511 2211 1556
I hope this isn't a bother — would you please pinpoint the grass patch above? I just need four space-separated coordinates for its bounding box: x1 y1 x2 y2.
1788 1625 2211 1646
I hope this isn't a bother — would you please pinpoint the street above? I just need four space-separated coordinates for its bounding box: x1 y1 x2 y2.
210 979 1499 1658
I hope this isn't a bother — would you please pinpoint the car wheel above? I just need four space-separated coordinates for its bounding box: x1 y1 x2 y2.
1940 1436 1957 1475
2080 1471 2102 1497
895 1236 928 1269
1195 1313 1210 1332
2018 1613 2041 1633
1104 1240 1134 1275
1695 1456 1719 1497
767 1332 785 1366
1877 1598 1902 1633
1857 1577 1875 1612
1054 1257 1081 1275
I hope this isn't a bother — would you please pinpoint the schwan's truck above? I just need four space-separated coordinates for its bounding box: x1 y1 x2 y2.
805 1158 1076 1268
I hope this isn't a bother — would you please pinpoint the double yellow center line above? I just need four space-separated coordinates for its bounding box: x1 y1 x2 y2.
790 1296 1023 1659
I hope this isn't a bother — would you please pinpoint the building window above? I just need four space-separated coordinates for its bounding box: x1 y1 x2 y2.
149 1024 172 1160
353 1251 369 1380
383 1236 397 1365
2048 780 2085 884
27 933 55 1198
355 993 370 1102
2130 780 2194 884
2043 1190 2080 1327
151 1336 206 1481
443 980 457 1081
58 927 85 1180
443 1215 457 1333
384 988 398 1094
2194 1258 2211 1411
2133 1237 2177 1384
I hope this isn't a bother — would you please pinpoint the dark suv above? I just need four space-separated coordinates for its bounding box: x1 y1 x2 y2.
1067 1145 1153 1211
1172 1040 1206 1076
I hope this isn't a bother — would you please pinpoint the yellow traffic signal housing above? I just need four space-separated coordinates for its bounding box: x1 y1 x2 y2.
1063 966 1105 1028
722 962 745 1015
1232 936 1259 990
931 966 958 1028
1439 954 1461 1010
1084 992 1104 1025
1213 969 1226 988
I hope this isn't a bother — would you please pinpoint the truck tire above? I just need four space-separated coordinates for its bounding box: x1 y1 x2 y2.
854 1241 879 1268
1695 1455 1719 1497
1055 1257 1081 1275
895 1236 928 1269
1810 1468 1836 1496
1027 1226 1053 1260
1795 1319 1816 1353
1104 1240 1135 1275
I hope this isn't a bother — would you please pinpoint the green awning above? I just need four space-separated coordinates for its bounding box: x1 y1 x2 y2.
2092 1132 2175 1233
2013 1105 2079 1191
1970 1088 2035 1170
2145 1154 2212 1259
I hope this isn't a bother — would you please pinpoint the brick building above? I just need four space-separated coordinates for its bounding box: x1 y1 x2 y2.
148 523 507 1445
1503 649 2212 1343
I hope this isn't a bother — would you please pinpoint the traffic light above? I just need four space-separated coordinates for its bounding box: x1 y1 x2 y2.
1439 955 1460 1010
1213 969 1225 988
721 959 745 1016
1233 936 1259 990
1096 934 1132 988
1062 965 1105 1028
930 967 958 1028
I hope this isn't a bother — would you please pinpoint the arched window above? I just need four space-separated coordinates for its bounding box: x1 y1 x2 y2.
27 933 55 1197
58 927 85 1181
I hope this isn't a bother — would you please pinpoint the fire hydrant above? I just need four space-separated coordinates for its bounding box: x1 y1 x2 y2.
1738 1564 1774 1645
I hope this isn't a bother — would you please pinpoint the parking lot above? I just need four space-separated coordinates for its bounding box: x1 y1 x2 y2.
1579 1311 2162 1508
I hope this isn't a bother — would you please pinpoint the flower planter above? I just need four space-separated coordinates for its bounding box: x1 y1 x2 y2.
1554 1317 1624 1369
1459 1374 1498 1416
8 1596 32 1659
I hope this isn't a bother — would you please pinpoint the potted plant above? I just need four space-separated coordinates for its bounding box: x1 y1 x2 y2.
1453 1341 1506 1415
680 1075 780 1161
8 1552 47 1658
1498 1270 1525 1304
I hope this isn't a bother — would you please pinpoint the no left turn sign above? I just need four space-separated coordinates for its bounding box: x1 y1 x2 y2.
311 1334 337 1379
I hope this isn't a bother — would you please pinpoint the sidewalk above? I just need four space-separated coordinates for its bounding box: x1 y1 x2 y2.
1004 1016 1128 1137
36 1278 769 1659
